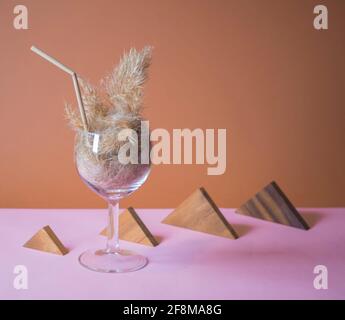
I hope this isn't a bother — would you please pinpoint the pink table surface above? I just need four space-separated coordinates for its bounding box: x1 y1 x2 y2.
0 208 344 300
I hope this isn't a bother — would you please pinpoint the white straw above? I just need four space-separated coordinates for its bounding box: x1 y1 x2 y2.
30 45 88 131
31 46 74 76
71 73 88 130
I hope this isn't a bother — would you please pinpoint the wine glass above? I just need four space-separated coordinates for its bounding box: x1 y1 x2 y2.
74 129 151 273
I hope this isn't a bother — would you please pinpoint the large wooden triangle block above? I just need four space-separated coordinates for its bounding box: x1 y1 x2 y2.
162 187 239 239
236 181 309 230
100 207 159 247
23 225 69 255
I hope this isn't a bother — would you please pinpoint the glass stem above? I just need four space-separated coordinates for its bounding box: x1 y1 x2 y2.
106 200 120 253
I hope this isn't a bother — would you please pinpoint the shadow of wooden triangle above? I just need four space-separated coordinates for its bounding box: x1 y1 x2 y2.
162 187 239 239
299 211 324 228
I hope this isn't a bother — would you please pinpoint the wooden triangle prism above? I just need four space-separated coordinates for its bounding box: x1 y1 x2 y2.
162 187 239 239
23 225 69 255
236 181 309 230
100 207 159 247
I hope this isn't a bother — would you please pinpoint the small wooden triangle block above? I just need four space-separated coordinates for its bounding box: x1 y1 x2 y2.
23 225 69 255
162 187 239 239
100 207 159 247
236 181 309 230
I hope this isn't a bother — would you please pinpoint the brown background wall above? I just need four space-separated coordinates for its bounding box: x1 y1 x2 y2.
0 0 344 209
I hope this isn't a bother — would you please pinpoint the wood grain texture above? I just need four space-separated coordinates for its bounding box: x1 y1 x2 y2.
100 207 159 247
23 225 69 255
162 187 238 239
236 181 309 230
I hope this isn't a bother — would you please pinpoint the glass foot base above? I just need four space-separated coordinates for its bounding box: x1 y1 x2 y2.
79 248 148 273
